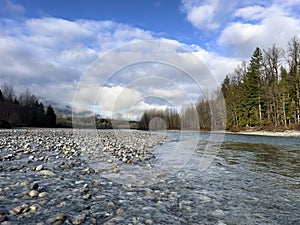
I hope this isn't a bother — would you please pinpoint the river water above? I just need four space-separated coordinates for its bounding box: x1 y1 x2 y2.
150 131 300 224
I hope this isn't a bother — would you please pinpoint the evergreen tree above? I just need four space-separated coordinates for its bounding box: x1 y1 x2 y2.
46 105 57 127
241 47 263 127
0 89 4 102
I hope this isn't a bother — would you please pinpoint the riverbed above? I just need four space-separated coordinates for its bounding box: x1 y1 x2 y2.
0 129 299 224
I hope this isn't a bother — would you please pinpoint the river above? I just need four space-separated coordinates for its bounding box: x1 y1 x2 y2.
150 131 300 224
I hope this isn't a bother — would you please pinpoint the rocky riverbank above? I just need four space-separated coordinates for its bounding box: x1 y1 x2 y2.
232 130 300 138
0 128 228 225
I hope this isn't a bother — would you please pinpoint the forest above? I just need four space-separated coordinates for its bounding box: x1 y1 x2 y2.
139 37 300 131
0 83 56 128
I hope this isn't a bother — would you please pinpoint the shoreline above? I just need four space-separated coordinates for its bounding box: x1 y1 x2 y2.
224 130 300 138
166 129 300 138
2 127 300 138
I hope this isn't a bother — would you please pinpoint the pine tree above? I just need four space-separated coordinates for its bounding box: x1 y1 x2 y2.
46 105 56 127
241 47 263 127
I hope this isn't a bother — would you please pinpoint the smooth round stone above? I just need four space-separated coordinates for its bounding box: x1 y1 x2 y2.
21 181 29 187
38 192 48 198
145 219 154 225
35 165 44 171
28 190 39 197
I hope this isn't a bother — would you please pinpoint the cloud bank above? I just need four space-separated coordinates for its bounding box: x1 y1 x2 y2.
0 15 237 119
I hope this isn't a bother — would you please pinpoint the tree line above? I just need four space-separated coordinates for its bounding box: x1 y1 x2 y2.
0 83 56 128
222 37 300 131
139 36 300 131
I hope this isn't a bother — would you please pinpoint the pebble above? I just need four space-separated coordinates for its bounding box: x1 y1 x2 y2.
35 165 44 171
29 204 39 211
37 170 55 176
28 190 39 197
38 192 48 198
145 219 154 224
107 201 115 206
72 214 86 225
20 181 29 187
9 206 22 215
116 208 124 215
55 213 67 221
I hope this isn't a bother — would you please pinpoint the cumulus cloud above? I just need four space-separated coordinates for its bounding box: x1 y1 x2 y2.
181 0 220 30
218 4 300 57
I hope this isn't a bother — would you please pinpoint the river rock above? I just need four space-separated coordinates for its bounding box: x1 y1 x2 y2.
9 206 22 215
37 170 55 176
38 192 48 198
28 190 39 197
35 165 43 171
72 214 86 225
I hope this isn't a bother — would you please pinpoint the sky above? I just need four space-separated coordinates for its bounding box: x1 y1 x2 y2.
1 0 300 120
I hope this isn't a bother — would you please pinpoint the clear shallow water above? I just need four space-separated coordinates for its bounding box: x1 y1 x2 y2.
153 131 300 224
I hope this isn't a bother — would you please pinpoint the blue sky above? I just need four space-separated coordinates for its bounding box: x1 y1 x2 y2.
1 0 300 119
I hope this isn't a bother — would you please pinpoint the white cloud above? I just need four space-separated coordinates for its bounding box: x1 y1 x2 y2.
181 0 300 59
0 17 156 104
181 0 220 30
194 49 240 84
0 16 236 119
98 86 142 112
218 4 300 57
234 5 265 20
